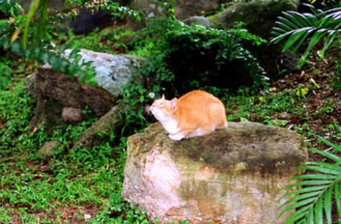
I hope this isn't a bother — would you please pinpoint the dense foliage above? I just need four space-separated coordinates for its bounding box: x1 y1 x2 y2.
134 18 268 97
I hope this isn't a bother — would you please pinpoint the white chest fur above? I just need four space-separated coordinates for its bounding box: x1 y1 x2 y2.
159 118 179 135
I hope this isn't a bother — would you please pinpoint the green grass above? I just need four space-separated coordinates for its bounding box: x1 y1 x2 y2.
0 83 149 223
0 65 339 223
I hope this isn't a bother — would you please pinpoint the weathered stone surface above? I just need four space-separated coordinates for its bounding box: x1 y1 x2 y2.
73 104 126 149
39 141 61 156
64 49 144 97
208 0 298 38
183 16 212 27
123 122 307 223
62 107 83 123
28 68 116 132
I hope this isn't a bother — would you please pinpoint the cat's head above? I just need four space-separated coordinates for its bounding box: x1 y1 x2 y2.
150 95 177 121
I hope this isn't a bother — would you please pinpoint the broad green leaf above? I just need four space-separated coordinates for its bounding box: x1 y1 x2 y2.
283 185 325 198
310 147 341 162
283 11 306 28
324 186 332 224
302 164 340 175
314 197 323 224
307 209 314 224
310 161 341 172
282 29 309 51
336 181 341 217
316 137 337 149
281 197 316 214
276 18 295 31
292 29 311 52
291 11 314 26
278 14 299 30
271 27 288 36
286 180 331 188
283 208 308 224
271 31 294 44
281 191 321 207
299 31 325 66
280 200 311 219
294 174 336 180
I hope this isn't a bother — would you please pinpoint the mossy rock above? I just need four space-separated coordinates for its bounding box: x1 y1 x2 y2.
123 122 307 223
208 0 299 38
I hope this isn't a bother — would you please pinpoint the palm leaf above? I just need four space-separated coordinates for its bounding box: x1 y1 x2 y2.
279 138 341 224
271 4 341 68
335 180 341 217
324 186 332 224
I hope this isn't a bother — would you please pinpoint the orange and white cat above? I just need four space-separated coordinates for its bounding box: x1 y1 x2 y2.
149 90 228 141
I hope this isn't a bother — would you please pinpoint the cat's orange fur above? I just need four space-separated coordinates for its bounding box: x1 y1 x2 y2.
149 90 228 141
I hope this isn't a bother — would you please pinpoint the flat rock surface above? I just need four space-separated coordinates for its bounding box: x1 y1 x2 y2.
123 122 307 223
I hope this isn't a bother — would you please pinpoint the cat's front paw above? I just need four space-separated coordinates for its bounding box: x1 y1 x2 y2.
169 134 185 141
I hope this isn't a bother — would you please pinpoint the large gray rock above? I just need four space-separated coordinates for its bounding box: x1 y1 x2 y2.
65 49 144 97
123 122 307 223
208 0 298 38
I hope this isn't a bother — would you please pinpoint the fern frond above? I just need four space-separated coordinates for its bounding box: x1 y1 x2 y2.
279 139 341 224
271 4 341 68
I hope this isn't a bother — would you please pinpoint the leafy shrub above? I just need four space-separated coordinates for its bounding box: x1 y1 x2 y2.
0 60 12 89
136 17 268 97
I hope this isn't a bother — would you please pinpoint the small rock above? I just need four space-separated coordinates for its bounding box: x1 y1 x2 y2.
62 107 82 123
84 213 92 220
183 16 212 27
39 141 61 156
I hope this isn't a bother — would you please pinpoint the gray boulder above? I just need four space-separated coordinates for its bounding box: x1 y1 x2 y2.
183 16 212 27
123 122 307 223
65 49 144 97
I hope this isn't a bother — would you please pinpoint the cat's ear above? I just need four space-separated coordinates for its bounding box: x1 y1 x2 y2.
170 98 178 109
161 94 165 100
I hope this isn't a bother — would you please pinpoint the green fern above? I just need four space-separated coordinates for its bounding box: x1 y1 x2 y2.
271 4 341 67
279 136 341 224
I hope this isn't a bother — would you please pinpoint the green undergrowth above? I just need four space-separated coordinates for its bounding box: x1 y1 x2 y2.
0 83 149 223
227 96 339 147
0 67 339 222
